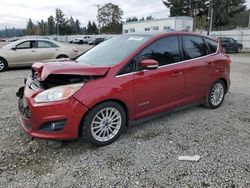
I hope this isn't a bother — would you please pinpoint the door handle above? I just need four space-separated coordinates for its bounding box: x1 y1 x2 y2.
31 50 36 52
171 72 182 77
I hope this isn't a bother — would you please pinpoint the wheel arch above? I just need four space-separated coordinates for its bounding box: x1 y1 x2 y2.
0 56 8 71
0 56 8 65
56 54 69 59
78 99 129 137
218 77 228 92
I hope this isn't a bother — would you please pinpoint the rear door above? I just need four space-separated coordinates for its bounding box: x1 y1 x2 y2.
180 35 214 104
133 35 185 119
7 40 37 66
35 40 58 61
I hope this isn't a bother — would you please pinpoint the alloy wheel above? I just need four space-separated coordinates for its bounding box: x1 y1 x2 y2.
90 107 122 142
210 83 224 106
0 60 4 71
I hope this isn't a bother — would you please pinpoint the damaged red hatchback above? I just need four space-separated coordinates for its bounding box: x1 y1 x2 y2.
17 31 231 146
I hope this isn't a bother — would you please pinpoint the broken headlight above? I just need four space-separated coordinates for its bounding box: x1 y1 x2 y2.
34 83 84 103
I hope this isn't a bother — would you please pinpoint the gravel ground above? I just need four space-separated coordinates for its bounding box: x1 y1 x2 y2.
0 53 249 188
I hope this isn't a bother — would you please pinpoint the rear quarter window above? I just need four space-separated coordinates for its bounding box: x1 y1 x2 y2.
205 38 218 54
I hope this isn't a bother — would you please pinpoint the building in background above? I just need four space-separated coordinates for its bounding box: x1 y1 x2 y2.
123 16 193 33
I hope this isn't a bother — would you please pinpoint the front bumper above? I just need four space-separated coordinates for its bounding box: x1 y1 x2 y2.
17 81 88 140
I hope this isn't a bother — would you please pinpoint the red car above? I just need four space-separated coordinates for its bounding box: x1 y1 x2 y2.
17 31 231 146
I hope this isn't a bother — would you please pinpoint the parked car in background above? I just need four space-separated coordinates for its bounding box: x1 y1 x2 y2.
69 36 94 44
82 36 93 44
0 38 6 42
218 37 243 53
69 38 84 44
17 32 231 146
0 39 79 72
88 37 106 45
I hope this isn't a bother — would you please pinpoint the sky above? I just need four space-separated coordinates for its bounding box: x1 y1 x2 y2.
0 0 170 29
0 0 250 29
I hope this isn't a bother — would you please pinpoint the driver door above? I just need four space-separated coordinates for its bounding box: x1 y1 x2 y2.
7 40 37 67
133 35 185 119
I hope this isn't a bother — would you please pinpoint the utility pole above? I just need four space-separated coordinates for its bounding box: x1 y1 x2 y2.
95 4 101 35
207 0 213 35
248 10 250 29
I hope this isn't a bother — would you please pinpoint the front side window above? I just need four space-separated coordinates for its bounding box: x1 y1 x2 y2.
182 35 208 60
118 59 136 75
140 35 180 67
16 41 31 49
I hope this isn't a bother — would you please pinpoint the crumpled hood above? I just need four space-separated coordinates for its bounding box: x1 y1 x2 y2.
32 59 110 81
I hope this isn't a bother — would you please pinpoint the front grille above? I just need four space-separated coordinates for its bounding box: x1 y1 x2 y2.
18 98 31 118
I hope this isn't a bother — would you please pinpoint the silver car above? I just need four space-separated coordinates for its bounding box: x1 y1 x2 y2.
0 39 79 72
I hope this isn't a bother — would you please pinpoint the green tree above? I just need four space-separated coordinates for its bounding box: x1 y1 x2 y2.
55 8 68 35
92 22 98 34
212 0 246 29
86 21 92 34
97 3 123 34
68 16 76 34
75 19 81 34
26 18 34 35
146 15 154 20
37 19 47 35
47 16 56 34
140 17 145 21
163 0 246 30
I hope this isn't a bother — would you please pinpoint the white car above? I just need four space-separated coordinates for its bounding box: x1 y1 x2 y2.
0 39 79 72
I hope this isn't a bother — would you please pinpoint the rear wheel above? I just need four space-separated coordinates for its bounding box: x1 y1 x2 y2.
205 80 226 109
235 47 240 53
81 101 126 146
0 58 8 72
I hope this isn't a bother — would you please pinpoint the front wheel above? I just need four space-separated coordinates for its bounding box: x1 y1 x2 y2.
82 101 126 146
205 80 226 109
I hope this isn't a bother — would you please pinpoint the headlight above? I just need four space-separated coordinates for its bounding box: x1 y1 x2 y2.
34 83 84 103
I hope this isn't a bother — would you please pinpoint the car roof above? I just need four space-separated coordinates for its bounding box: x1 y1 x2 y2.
125 31 215 40
16 38 55 42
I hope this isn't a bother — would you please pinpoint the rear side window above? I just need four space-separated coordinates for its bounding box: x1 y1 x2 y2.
182 35 208 60
37 41 58 48
140 36 180 66
205 38 218 54
37 41 52 48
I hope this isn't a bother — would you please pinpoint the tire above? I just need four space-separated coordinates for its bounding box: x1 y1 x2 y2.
81 101 126 146
56 55 68 59
0 58 8 72
204 80 226 109
235 47 240 53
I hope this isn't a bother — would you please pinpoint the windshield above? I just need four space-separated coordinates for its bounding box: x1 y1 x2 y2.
76 35 151 66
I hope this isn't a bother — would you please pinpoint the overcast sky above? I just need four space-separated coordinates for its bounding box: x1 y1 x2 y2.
0 0 250 29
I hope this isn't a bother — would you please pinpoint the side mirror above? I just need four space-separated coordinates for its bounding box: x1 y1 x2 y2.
140 59 159 70
11 47 17 50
